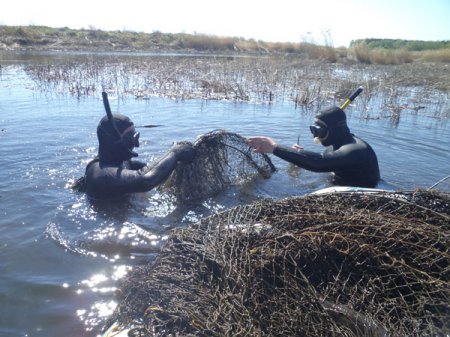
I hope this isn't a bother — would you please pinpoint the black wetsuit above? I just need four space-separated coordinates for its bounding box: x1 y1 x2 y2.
79 113 195 200
84 147 191 199
273 135 380 188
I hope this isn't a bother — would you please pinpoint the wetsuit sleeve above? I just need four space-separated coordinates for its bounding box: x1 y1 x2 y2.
85 152 179 199
273 145 362 172
85 143 196 199
111 152 179 195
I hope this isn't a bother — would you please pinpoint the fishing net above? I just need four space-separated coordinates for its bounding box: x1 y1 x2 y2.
161 130 276 202
108 189 450 337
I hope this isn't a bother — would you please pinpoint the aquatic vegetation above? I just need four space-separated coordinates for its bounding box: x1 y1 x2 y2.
21 54 449 121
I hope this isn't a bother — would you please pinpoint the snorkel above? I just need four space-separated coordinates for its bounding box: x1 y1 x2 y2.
101 91 139 158
100 91 165 161
340 86 363 110
310 86 363 144
102 92 119 136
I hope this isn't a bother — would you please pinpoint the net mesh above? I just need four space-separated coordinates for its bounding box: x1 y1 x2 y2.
161 130 276 202
109 189 450 337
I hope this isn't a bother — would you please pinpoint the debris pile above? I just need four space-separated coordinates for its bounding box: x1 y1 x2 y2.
110 190 450 336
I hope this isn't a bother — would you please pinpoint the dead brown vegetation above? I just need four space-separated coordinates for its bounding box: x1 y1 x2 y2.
21 54 450 122
109 190 450 336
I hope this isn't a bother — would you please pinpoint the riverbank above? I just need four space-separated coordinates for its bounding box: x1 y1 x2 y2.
2 25 450 63
0 25 336 56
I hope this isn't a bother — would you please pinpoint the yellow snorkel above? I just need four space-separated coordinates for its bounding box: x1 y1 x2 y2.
341 86 363 110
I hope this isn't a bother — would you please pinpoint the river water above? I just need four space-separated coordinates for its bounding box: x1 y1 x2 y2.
0 53 449 337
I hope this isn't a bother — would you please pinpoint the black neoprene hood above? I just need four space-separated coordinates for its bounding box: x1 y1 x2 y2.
316 106 347 128
313 106 351 147
97 113 138 163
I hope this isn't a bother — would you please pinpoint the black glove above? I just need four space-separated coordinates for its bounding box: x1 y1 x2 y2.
171 142 196 163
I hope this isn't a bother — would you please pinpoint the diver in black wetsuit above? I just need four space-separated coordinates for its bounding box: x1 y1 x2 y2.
76 113 195 199
247 106 380 188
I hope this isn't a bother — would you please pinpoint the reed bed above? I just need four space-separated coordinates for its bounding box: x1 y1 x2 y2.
22 55 449 120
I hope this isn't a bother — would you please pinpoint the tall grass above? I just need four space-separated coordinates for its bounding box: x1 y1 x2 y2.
420 49 450 63
350 44 414 64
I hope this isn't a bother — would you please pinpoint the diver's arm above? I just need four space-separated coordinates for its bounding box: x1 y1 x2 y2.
273 145 360 172
129 151 180 191
85 143 195 198
273 146 329 172
118 143 195 193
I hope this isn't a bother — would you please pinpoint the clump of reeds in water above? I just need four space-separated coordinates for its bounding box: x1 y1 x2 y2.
23 54 449 120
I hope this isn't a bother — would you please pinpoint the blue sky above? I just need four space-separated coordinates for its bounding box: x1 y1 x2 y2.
1 0 449 47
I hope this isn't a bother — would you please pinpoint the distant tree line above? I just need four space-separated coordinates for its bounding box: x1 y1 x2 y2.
350 38 450 51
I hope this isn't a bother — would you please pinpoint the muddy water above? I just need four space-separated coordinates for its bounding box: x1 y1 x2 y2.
0 53 448 336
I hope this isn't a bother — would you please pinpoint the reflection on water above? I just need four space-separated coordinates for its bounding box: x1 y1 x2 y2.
0 54 449 336
75 265 133 332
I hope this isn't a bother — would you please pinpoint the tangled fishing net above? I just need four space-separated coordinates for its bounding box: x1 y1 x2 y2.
161 130 276 202
107 189 450 337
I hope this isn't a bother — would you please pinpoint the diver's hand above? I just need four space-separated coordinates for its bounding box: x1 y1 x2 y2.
247 136 277 153
171 142 196 163
292 144 303 151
